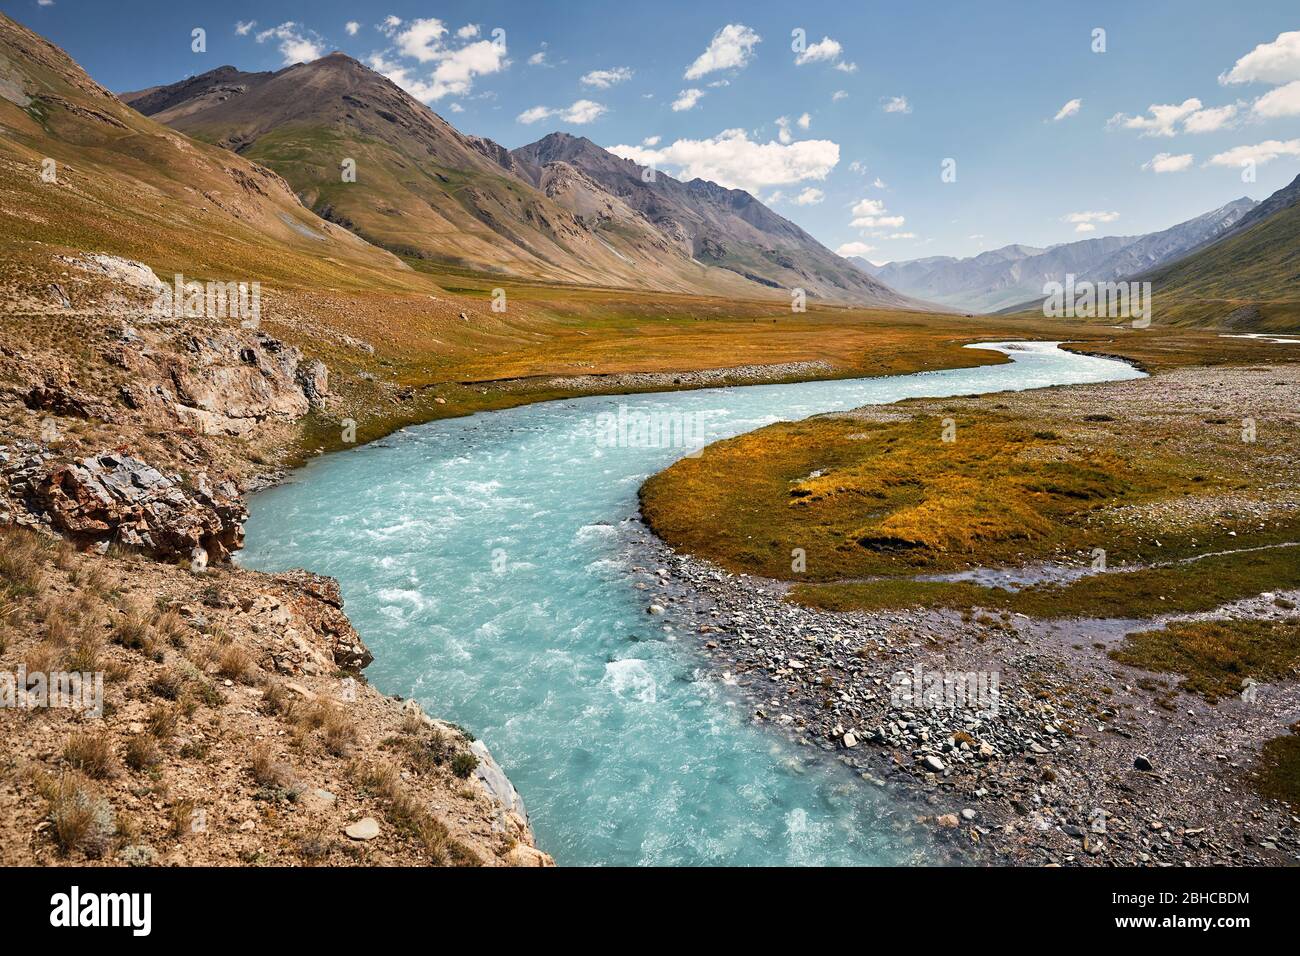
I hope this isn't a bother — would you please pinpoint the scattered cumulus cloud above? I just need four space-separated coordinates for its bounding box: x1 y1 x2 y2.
369 22 509 103
344 21 360 37
832 90 848 102
882 95 911 114
850 197 904 229
581 67 633 88
836 241 875 258
457 24 480 40
1254 80 1300 118
1219 31 1300 86
797 112 811 130
1052 98 1082 121
1206 139 1300 168
793 187 824 205
1064 210 1119 233
607 128 839 195
235 20 256 36
1142 152 1194 173
672 88 705 112
1107 98 1238 136
1183 103 1239 133
684 24 761 80
517 99 607 125
255 22 326 65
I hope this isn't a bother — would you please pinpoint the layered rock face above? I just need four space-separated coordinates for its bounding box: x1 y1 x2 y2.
36 452 245 562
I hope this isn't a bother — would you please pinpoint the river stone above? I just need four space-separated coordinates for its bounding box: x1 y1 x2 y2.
345 817 380 841
923 754 946 773
843 731 858 748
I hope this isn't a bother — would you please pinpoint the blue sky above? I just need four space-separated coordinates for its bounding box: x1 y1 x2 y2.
6 0 1300 264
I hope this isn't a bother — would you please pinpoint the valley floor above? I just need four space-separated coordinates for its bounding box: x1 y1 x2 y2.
639 362 1300 865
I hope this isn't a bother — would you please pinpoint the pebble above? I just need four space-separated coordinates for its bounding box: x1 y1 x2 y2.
345 817 381 841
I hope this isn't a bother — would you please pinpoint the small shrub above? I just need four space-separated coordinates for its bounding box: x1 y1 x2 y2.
249 743 295 789
124 735 161 772
146 704 178 740
217 644 254 682
149 668 188 701
450 751 479 780
63 732 115 780
42 772 115 857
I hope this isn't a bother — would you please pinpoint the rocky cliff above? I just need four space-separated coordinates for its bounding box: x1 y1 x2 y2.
0 254 553 867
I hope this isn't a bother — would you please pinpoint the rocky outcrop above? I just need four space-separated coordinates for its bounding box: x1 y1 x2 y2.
274 570 375 670
35 452 245 561
166 331 329 436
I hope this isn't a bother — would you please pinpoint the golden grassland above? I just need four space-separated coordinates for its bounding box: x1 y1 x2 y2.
1109 616 1300 703
642 359 1300 620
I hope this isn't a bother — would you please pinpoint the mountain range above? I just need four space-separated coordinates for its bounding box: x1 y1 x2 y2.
121 56 920 309
851 198 1259 313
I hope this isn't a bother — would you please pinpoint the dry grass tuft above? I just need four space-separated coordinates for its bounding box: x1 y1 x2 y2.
63 731 116 780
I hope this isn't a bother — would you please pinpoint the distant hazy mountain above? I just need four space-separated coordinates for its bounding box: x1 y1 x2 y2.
124 60 921 307
852 199 1257 313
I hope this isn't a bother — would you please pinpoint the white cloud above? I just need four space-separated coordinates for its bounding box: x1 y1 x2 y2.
1184 103 1239 133
372 32 509 102
395 17 448 62
528 50 547 66
642 135 661 147
1064 210 1119 233
1254 80 1300 118
834 60 858 73
797 112 811 130
344 21 360 37
607 128 840 194
581 67 633 88
775 116 793 144
379 16 402 37
888 232 916 240
793 187 824 205
255 22 325 65
872 177 886 189
832 90 848 102
795 36 841 65
836 242 875 257
848 160 867 174
1142 152 1194 173
517 99 608 125
457 24 480 40
1206 139 1300 168
1052 98 1081 121
516 105 553 125
684 24 761 80
1220 31 1300 86
448 102 464 113
235 20 256 36
1107 98 1224 137
672 88 705 112
850 197 904 229
882 95 911 114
